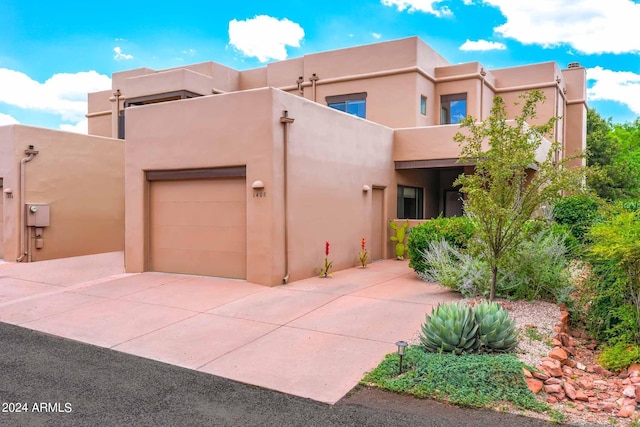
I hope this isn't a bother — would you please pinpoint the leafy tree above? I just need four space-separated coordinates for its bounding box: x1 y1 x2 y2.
586 109 640 200
589 207 640 343
454 90 584 300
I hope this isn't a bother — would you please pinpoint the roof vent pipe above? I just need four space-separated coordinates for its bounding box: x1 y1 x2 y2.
567 62 581 69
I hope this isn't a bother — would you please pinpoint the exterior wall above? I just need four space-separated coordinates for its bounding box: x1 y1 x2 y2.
562 66 588 168
274 90 395 281
394 125 464 161
87 90 113 137
0 125 124 261
124 88 279 286
124 88 394 285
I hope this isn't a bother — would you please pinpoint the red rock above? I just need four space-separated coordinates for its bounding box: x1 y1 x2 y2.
546 396 558 404
522 368 532 378
586 403 602 412
526 378 544 394
588 397 599 403
544 384 563 394
564 382 577 400
562 366 574 377
617 405 635 418
602 403 617 413
575 389 589 401
550 347 568 362
577 378 593 389
631 377 640 384
598 392 611 399
593 365 612 376
624 397 636 407
564 346 577 356
552 338 562 347
586 343 598 350
629 364 640 374
544 377 562 385
541 360 563 377
532 370 550 380
563 359 577 368
623 385 636 398
635 385 640 403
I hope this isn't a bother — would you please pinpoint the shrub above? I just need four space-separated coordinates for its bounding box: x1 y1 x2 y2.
420 301 518 354
552 194 602 243
498 230 573 302
597 342 640 372
362 347 546 411
408 216 476 274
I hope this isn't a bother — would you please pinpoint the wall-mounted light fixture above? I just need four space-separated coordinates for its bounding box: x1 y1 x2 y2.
251 180 265 190
3 187 12 198
362 185 370 193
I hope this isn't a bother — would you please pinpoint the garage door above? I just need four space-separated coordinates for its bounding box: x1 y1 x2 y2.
149 177 247 279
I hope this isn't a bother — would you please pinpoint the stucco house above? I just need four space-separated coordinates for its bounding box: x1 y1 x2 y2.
0 36 587 287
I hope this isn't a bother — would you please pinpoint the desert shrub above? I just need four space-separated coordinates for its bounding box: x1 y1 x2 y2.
362 347 546 411
407 216 476 274
551 194 602 243
597 342 640 372
419 229 572 302
417 240 490 297
498 230 573 302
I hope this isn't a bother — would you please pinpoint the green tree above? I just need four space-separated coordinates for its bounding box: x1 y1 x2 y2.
454 90 584 300
589 208 640 342
586 109 640 200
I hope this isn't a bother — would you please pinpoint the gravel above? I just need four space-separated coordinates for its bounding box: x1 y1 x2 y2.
408 297 560 369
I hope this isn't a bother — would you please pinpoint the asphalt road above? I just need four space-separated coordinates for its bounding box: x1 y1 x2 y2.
0 322 559 426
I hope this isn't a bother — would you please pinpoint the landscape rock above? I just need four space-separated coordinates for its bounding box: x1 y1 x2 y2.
544 384 563 394
564 382 577 400
623 385 636 399
549 347 568 362
617 405 635 418
526 378 544 394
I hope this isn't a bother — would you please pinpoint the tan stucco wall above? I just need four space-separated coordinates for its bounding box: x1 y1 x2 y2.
0 125 124 261
124 89 281 286
124 88 394 286
87 90 113 137
272 90 394 282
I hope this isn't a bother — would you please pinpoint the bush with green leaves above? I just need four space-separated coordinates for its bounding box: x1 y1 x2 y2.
597 342 640 372
420 301 518 354
497 230 573 303
407 216 476 274
418 228 573 302
362 347 546 411
552 194 602 244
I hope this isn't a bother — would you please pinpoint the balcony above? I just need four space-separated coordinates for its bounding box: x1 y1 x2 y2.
393 121 553 168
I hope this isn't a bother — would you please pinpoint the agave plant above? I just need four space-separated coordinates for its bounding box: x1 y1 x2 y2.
420 302 479 354
473 301 519 352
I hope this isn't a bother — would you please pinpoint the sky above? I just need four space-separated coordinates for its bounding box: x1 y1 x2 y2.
0 0 639 134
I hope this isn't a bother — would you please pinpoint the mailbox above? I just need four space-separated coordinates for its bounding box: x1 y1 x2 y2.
26 204 50 227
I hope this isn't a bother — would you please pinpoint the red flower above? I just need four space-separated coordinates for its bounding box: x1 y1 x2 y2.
361 237 366 251
325 241 330 256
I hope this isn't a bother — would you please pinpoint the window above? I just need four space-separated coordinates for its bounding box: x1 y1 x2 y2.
397 185 424 219
420 95 427 116
440 93 467 124
326 92 367 119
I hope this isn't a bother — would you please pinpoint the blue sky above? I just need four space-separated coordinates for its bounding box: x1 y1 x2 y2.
1 0 639 133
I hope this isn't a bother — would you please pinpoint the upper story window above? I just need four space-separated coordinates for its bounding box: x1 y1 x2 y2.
420 95 427 116
326 92 367 119
440 93 467 125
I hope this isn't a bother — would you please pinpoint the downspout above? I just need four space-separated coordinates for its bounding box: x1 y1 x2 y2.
296 76 304 96
280 111 295 284
480 68 486 121
113 89 121 139
16 145 39 262
309 73 319 102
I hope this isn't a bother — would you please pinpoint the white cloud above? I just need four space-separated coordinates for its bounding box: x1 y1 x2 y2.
228 15 304 62
0 69 111 122
181 48 196 56
482 0 640 54
113 46 133 61
587 66 640 115
381 0 452 16
59 118 88 134
372 32 382 39
0 112 19 126
459 39 506 51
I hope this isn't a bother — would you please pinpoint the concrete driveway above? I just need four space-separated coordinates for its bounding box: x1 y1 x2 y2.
0 252 460 404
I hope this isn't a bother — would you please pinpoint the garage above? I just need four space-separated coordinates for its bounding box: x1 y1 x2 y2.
147 169 247 279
